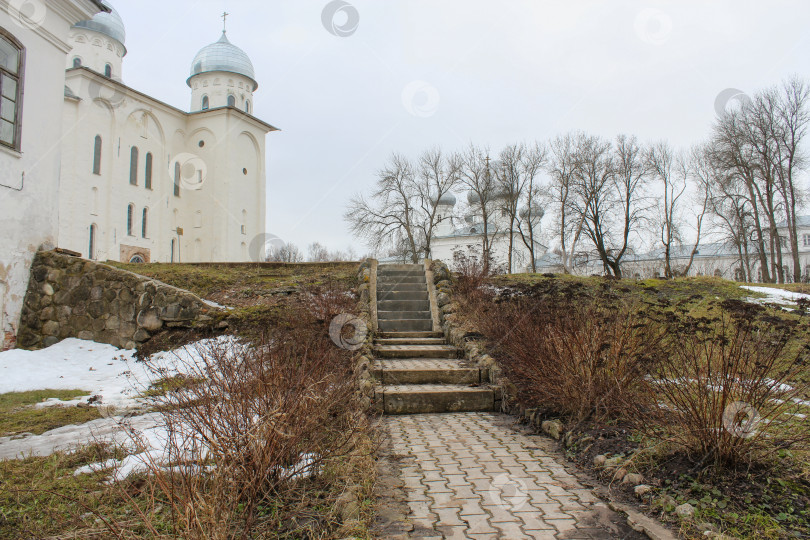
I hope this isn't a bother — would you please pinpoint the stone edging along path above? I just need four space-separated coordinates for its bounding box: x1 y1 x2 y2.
351 260 676 540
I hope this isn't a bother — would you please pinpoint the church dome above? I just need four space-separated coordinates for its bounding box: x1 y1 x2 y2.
188 32 258 90
520 205 545 220
73 0 126 46
434 192 457 206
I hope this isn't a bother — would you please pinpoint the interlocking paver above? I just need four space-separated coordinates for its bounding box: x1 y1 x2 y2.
383 413 647 539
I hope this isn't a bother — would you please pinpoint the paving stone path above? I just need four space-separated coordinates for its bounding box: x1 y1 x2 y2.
372 265 649 539
378 412 646 539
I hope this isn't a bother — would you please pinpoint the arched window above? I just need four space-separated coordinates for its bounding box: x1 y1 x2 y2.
129 255 145 264
245 100 251 114
92 135 102 174
141 208 148 238
88 224 96 260
126 204 134 235
227 94 236 107
104 63 112 77
174 161 180 197
73 57 82 68
144 152 153 190
201 95 209 111
129 146 139 185
0 31 24 150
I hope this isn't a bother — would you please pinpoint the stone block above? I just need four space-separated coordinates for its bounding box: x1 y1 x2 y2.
42 321 60 336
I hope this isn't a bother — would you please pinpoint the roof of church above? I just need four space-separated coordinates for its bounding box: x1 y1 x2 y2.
73 0 125 47
188 32 257 90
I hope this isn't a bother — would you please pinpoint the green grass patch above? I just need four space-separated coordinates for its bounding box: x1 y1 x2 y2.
0 390 101 437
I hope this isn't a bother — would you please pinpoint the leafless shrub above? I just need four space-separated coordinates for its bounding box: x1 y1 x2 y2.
122 306 366 538
636 302 810 468
468 287 662 422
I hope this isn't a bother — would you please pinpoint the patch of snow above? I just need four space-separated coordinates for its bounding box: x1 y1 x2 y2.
0 336 239 413
202 299 233 310
741 286 810 306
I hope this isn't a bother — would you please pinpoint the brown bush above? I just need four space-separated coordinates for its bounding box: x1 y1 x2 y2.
119 294 367 538
637 303 810 468
467 287 663 423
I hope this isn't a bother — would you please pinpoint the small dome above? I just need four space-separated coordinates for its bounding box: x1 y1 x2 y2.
188 32 257 90
73 0 126 47
467 191 481 205
434 192 457 206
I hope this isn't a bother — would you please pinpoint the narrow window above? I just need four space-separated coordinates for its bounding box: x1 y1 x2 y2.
144 152 153 190
89 224 96 259
127 204 134 235
73 57 81 68
93 135 102 174
174 161 180 197
104 63 112 77
227 94 235 107
201 95 209 111
0 31 24 150
129 146 139 185
245 100 251 114
171 239 176 263
141 208 148 238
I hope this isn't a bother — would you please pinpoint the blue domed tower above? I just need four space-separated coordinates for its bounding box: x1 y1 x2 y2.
68 0 126 79
188 29 257 114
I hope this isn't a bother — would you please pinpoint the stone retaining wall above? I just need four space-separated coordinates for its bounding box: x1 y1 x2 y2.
17 250 218 350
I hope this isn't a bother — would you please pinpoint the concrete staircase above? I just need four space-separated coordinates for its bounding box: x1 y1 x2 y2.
372 264 495 415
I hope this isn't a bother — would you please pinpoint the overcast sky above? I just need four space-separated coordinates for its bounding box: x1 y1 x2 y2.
114 0 810 255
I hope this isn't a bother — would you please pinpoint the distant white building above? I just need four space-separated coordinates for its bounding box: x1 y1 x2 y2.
535 216 810 282
58 2 277 264
0 0 108 351
430 191 547 273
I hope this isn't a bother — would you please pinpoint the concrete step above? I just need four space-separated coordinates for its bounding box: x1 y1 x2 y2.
375 337 447 346
378 264 423 272
379 384 495 414
378 319 434 332
377 299 430 312
374 344 458 359
378 271 425 279
378 310 432 321
377 282 428 292
377 290 429 302
379 331 444 339
372 360 480 385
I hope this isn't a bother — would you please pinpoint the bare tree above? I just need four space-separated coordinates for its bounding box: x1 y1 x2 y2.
547 133 587 274
494 142 547 273
308 242 330 262
647 141 690 279
346 150 460 263
513 142 547 273
413 148 461 260
267 242 304 263
345 154 422 262
457 144 499 272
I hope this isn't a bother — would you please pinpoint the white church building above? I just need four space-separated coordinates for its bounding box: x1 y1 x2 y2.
59 2 276 264
0 1 276 350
